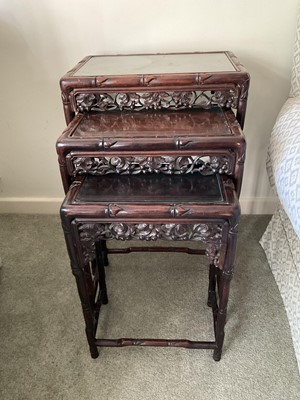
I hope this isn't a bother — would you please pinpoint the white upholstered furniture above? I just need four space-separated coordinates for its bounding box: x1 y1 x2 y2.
260 11 300 373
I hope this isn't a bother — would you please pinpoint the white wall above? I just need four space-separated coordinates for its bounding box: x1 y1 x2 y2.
0 0 298 213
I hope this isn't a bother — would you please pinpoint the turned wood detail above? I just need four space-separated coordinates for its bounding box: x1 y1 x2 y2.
104 203 193 218
77 222 223 266
74 90 238 113
69 155 233 176
169 204 191 218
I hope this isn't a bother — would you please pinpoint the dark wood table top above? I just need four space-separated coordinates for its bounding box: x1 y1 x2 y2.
74 173 225 204
57 107 245 154
70 108 231 138
61 174 239 222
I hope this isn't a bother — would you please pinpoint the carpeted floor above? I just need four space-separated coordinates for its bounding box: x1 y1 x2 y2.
0 214 299 400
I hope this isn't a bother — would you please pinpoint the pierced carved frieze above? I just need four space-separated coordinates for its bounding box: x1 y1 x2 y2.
70 155 233 176
77 222 223 266
74 90 238 113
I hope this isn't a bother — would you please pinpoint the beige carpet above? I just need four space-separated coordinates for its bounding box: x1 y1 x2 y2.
0 215 299 399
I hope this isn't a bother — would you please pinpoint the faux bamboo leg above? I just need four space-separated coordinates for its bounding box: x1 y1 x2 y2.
96 240 109 267
213 221 238 362
213 269 233 361
207 263 217 307
101 240 109 266
61 219 99 359
71 263 99 359
96 241 108 305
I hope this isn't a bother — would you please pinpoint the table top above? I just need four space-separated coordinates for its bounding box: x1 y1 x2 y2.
57 107 245 155
74 173 225 204
72 52 236 77
60 51 249 128
71 108 232 138
61 51 248 87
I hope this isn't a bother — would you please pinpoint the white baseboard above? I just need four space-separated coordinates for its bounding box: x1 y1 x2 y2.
239 196 279 214
0 197 63 214
0 196 279 215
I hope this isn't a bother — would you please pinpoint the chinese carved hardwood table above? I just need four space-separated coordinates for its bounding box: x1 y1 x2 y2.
57 52 249 361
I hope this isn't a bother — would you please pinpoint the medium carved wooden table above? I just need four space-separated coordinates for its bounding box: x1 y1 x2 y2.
57 52 249 361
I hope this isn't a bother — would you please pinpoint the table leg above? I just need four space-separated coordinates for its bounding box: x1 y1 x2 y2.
99 240 109 266
95 241 108 305
62 221 99 359
213 223 238 361
207 263 217 307
71 263 99 359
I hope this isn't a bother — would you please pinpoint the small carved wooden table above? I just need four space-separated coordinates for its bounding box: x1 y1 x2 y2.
57 52 249 361
61 173 240 360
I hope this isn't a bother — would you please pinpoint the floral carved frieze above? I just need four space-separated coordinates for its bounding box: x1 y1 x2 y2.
70 155 233 176
77 222 223 266
75 90 238 112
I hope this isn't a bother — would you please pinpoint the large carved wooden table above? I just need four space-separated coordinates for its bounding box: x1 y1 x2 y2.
57 52 249 361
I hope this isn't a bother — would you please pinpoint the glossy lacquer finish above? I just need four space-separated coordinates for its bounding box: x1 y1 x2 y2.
58 51 249 361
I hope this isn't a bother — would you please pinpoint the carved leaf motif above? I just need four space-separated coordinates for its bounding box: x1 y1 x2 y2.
107 204 126 217
102 139 118 150
75 90 238 112
72 155 233 176
115 93 130 110
77 222 223 266
229 223 239 235
206 243 220 266
170 204 191 217
73 157 94 172
172 91 195 107
212 90 238 108
76 93 97 110
237 153 246 164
